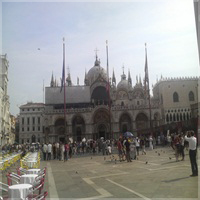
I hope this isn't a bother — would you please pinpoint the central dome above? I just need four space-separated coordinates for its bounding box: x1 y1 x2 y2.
87 56 107 85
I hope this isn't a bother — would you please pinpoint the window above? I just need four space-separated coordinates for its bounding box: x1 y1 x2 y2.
33 109 35 111
27 117 30 125
121 101 124 106
27 139 29 143
38 117 40 124
22 118 24 125
33 127 35 131
27 127 29 131
189 91 194 101
137 101 140 105
173 92 179 102
38 126 40 131
22 139 24 144
32 117 35 125
22 127 24 132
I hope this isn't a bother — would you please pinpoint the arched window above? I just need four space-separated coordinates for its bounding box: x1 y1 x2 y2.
183 113 186 121
173 113 176 121
187 113 189 120
180 113 182 121
177 113 179 121
189 91 194 101
173 92 179 102
121 101 124 106
166 114 169 122
170 114 172 122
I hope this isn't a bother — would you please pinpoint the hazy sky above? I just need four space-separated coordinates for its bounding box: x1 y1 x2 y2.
1 0 199 116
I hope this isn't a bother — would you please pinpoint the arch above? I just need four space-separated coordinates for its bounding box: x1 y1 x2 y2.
72 115 85 142
54 118 66 135
135 113 148 130
119 112 132 133
183 113 186 121
173 113 176 121
173 92 179 102
189 91 195 101
117 90 129 100
187 113 189 120
176 113 179 121
180 113 182 121
91 86 109 105
93 108 110 139
170 114 172 122
31 135 36 143
166 114 169 123
121 101 124 106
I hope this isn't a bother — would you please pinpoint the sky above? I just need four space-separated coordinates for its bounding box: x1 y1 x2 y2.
1 0 199 116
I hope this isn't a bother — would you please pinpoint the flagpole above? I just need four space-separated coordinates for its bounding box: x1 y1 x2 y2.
63 38 67 140
145 43 152 135
106 40 112 140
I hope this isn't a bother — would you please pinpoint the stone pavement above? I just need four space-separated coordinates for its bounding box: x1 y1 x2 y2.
40 146 199 200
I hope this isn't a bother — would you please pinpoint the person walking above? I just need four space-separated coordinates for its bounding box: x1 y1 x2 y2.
185 131 198 177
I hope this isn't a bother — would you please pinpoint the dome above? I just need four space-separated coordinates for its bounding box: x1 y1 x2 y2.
117 79 129 89
87 56 107 85
117 72 131 90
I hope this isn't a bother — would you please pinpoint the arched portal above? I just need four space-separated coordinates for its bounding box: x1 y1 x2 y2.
31 135 36 143
135 113 148 130
119 113 132 134
93 109 110 139
72 115 85 142
54 118 66 143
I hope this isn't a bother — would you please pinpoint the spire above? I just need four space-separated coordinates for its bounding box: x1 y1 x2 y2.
50 72 54 87
112 68 116 86
128 69 132 86
136 75 138 84
66 66 72 86
94 48 100 66
54 76 57 87
121 64 126 80
139 74 142 85
84 69 89 85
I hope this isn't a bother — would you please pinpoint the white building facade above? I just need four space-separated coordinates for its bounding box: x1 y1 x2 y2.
0 54 12 146
18 103 45 144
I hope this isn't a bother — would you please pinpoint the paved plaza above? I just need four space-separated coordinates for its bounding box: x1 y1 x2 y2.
40 146 199 199
1 147 199 199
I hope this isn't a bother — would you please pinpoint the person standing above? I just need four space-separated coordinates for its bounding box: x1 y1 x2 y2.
124 138 132 162
185 131 198 177
47 142 52 161
149 136 153 150
43 143 47 161
135 137 140 156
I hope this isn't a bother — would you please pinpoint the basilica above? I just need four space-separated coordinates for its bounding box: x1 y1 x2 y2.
35 55 198 143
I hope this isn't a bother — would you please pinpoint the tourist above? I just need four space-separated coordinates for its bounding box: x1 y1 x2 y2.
179 134 185 161
174 134 180 162
149 136 153 150
124 138 132 162
43 143 47 161
184 131 198 176
135 137 140 156
47 142 52 161
64 142 69 161
117 138 123 162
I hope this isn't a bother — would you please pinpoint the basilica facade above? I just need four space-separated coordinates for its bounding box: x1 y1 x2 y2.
40 56 199 143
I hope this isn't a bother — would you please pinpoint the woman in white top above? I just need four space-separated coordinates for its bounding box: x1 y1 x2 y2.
135 138 140 156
